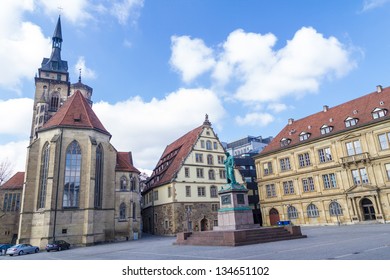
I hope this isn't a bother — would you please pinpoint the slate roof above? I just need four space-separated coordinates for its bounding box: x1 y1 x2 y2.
145 125 205 191
40 90 111 137
0 172 25 190
259 85 390 156
116 152 140 173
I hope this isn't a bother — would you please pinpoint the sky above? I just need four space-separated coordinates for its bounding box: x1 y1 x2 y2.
1 0 390 176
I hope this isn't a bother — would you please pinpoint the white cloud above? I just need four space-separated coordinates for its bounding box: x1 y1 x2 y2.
235 113 274 127
75 56 97 80
0 1 50 93
110 0 144 25
37 0 93 25
267 103 288 113
0 98 33 136
361 0 390 11
170 35 216 83
94 88 225 169
0 140 29 174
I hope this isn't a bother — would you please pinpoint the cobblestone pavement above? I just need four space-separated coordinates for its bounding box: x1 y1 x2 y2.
1 223 390 260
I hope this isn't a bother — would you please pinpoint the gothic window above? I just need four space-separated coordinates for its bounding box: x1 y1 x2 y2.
38 142 50 209
307 204 319 217
119 203 126 220
94 144 103 208
63 141 81 208
130 176 136 192
120 176 127 191
132 202 136 220
50 93 60 111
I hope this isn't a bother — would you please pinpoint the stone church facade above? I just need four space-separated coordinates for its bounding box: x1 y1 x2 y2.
1 17 142 248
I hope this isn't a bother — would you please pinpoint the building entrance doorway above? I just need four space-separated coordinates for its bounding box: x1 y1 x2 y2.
361 198 376 220
200 218 208 231
269 208 280 226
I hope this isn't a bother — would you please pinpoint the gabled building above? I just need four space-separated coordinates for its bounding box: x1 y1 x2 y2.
254 85 390 226
14 16 142 248
0 172 24 244
142 115 244 235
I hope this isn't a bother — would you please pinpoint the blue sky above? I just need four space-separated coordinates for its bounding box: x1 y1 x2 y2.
1 0 390 175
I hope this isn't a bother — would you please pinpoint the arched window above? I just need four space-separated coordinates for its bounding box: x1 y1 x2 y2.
207 154 214 165
208 169 215 180
307 204 319 217
50 93 60 111
132 202 136 220
120 176 127 191
38 142 50 209
130 176 136 192
63 141 81 208
329 201 343 216
287 206 299 219
119 203 126 220
94 144 103 208
206 140 212 150
210 185 217 197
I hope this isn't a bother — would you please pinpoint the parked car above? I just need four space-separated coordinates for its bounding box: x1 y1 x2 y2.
45 240 70 252
0 244 13 255
6 244 39 256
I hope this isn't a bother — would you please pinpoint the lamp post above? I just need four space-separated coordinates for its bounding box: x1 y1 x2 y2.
331 199 340 226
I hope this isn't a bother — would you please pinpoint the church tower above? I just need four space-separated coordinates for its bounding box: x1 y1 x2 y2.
30 16 70 142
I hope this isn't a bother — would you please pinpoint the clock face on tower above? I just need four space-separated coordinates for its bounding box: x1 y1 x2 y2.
221 194 231 205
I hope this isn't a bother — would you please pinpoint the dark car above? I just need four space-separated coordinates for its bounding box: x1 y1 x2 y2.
0 244 13 255
45 240 70 252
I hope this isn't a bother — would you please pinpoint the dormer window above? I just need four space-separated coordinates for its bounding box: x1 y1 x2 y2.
372 108 387 119
320 125 333 135
280 138 291 147
299 132 311 141
345 117 358 128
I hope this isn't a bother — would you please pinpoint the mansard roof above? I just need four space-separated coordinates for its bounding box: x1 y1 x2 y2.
259 85 390 156
0 172 25 190
146 125 205 190
116 152 140 173
40 90 111 137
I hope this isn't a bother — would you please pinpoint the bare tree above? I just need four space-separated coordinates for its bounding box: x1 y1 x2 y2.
0 159 13 186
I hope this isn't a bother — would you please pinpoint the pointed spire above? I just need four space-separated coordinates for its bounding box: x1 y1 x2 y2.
53 16 63 43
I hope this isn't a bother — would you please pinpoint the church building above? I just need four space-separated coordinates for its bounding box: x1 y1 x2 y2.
14 17 142 248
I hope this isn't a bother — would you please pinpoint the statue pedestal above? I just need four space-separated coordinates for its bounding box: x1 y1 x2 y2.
213 184 258 231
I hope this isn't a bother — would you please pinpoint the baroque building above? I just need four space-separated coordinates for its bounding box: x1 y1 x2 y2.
8 17 142 248
254 85 390 226
142 116 244 235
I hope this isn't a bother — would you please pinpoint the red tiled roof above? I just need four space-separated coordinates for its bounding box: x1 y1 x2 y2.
260 86 390 156
116 152 140 173
40 90 111 136
0 172 25 190
146 125 205 190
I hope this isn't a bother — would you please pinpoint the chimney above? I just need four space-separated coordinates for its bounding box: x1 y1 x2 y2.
377 85 383 93
323 105 329 112
288 118 294 125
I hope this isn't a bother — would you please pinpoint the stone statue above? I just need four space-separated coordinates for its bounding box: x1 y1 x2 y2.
224 152 237 185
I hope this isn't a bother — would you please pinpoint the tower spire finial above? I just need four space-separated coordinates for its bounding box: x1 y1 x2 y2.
203 114 211 126
79 68 82 83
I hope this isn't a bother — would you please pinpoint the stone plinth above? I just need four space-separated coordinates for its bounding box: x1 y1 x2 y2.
214 184 258 231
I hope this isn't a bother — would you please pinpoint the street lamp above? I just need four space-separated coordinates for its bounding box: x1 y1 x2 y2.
331 199 340 226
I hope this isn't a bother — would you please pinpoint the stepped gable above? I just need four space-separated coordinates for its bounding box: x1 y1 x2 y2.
40 90 111 136
261 86 390 155
116 152 140 173
1 172 25 190
147 125 204 189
